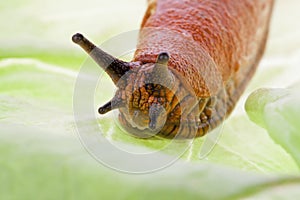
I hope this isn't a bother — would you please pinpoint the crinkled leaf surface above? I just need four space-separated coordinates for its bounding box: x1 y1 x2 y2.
246 83 300 167
1 0 300 199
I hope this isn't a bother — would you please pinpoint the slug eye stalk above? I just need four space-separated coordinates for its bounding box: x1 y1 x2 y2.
98 101 112 115
72 33 130 84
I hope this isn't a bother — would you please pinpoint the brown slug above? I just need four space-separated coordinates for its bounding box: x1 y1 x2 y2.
72 0 274 139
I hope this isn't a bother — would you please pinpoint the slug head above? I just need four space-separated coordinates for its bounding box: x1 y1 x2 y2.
100 52 177 137
73 33 180 138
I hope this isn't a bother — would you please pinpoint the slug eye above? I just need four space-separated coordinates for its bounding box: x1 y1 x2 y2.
157 52 170 65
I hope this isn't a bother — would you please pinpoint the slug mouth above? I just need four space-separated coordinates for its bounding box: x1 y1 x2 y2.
117 106 168 139
117 93 224 139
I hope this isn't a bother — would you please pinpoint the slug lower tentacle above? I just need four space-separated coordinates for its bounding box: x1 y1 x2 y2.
73 0 274 139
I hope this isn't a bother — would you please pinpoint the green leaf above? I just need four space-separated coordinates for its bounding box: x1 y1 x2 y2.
2 123 300 200
246 83 300 167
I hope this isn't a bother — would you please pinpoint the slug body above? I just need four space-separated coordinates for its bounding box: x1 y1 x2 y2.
73 0 274 139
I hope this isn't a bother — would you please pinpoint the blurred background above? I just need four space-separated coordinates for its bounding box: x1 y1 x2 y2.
1 0 300 199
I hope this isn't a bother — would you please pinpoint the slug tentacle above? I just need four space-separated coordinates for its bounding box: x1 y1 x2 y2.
148 103 166 130
72 33 131 84
98 91 126 114
151 52 174 86
98 101 112 114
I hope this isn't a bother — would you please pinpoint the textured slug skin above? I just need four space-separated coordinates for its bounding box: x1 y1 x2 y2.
135 0 274 98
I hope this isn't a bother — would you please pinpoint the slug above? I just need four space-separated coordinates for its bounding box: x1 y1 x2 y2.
72 0 274 139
